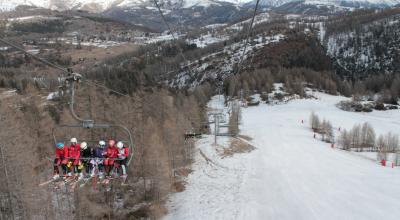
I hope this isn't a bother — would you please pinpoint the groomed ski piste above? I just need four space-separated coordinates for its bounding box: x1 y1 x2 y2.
164 90 400 220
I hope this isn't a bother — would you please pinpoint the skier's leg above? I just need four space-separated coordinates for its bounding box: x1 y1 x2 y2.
121 159 127 176
67 160 73 176
98 161 104 173
85 161 91 174
98 160 104 178
110 160 115 177
61 164 67 176
53 159 59 175
104 159 109 176
77 161 84 179
61 159 68 176
114 161 120 176
85 161 88 174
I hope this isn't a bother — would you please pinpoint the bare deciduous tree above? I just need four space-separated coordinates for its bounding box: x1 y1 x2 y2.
386 132 399 152
351 124 362 151
324 120 334 143
360 122 375 152
310 112 320 132
338 129 351 150
377 134 387 161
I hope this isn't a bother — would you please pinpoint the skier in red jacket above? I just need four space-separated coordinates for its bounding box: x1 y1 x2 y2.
115 141 129 178
53 142 69 180
103 139 118 177
68 137 82 179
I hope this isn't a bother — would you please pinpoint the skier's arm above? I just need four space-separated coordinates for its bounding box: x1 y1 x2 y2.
55 149 61 159
76 150 80 160
65 147 69 159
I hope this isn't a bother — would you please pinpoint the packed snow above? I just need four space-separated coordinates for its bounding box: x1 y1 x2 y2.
164 91 400 220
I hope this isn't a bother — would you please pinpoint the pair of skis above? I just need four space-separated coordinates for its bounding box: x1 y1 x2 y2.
38 175 73 187
39 174 128 191
99 175 128 187
39 175 78 189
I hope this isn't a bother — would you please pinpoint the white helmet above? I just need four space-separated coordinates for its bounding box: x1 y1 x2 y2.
70 137 77 143
117 141 124 149
99 140 106 147
81 142 88 150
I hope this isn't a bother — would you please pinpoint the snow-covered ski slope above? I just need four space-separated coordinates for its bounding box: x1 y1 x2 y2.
164 93 400 220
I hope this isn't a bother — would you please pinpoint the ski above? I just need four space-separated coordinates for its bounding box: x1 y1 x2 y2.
120 175 128 186
79 176 93 188
56 176 76 188
38 178 57 187
102 178 110 185
39 176 64 187
70 177 85 190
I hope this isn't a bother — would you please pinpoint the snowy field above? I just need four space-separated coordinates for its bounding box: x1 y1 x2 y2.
164 93 400 220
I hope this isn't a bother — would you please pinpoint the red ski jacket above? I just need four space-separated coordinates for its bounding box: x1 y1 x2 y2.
105 146 118 159
68 144 81 160
55 147 68 160
118 147 129 159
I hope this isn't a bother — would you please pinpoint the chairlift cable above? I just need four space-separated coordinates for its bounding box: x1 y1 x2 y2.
218 0 262 99
235 0 261 75
0 38 131 98
152 0 194 75
81 80 130 98
0 38 71 74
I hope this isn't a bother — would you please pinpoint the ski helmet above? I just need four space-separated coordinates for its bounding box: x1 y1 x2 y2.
70 137 78 144
99 140 106 147
56 142 64 149
116 141 124 149
108 140 116 146
81 142 88 150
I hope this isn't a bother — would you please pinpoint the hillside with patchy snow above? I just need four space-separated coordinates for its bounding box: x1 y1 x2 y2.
0 0 253 12
164 91 400 220
323 11 400 77
2 0 400 12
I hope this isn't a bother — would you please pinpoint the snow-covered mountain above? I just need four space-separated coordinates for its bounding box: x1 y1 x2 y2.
0 0 252 12
2 0 399 13
2 0 400 31
268 0 400 15
0 0 124 12
256 0 400 7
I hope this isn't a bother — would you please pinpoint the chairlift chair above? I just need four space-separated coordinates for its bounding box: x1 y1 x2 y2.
51 74 134 165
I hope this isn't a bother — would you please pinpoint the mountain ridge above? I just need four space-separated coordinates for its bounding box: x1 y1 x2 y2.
1 0 399 12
